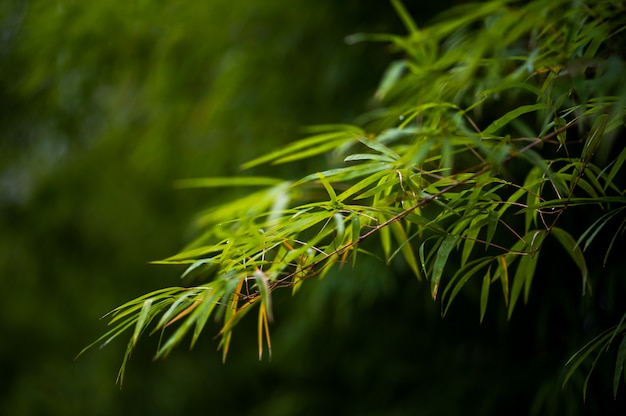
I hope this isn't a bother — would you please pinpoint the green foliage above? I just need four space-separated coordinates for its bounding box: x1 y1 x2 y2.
86 0 626 401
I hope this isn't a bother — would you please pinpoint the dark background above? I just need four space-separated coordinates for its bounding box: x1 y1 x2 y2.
1 1 624 414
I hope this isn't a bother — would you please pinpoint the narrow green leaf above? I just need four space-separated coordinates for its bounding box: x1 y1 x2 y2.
605 144 626 192
132 299 152 348
191 289 221 348
317 172 338 205
390 221 422 281
254 269 273 322
482 103 550 136
523 167 542 233
419 240 427 276
344 153 396 163
337 170 390 202
442 257 493 316
76 315 138 359
614 335 626 399
374 60 406 100
297 163 392 185
486 209 498 248
390 0 419 34
508 231 543 319
175 177 283 188
241 129 361 169
576 206 626 252
604 221 626 267
581 114 608 162
153 292 195 331
563 330 613 389
351 214 361 266
333 212 346 246
274 139 351 165
480 269 491 323
431 235 459 300
551 227 589 295
379 215 392 261
497 255 509 308
358 137 401 161
117 341 133 387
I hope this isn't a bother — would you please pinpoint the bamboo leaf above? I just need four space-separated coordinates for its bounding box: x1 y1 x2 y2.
358 137 401 161
241 128 361 169
191 288 222 348
431 235 459 300
486 209 498 248
497 255 509 308
480 269 491 323
132 299 153 348
551 227 589 295
605 144 626 192
581 114 609 162
344 153 396 163
218 278 245 362
390 221 422 281
508 230 544 319
576 206 626 252
317 172 339 205
379 215 392 261
563 330 613 390
333 212 346 247
175 177 284 188
337 170 390 201
614 335 626 399
374 59 407 100
153 292 196 331
254 269 273 322
390 0 419 34
482 103 550 136
442 257 493 316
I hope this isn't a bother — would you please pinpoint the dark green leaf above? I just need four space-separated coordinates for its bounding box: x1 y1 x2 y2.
431 235 459 300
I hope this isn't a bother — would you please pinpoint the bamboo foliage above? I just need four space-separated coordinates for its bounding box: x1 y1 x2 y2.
82 0 626 392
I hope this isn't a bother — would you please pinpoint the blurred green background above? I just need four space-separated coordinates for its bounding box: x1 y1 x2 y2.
1 1 624 414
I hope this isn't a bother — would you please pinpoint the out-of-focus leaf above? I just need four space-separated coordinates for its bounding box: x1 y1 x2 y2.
374 60 407 100
359 137 401 161
175 177 284 188
390 0 419 34
482 103 550 136
241 128 362 169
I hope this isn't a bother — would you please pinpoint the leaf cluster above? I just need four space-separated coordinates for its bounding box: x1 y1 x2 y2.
83 0 626 392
